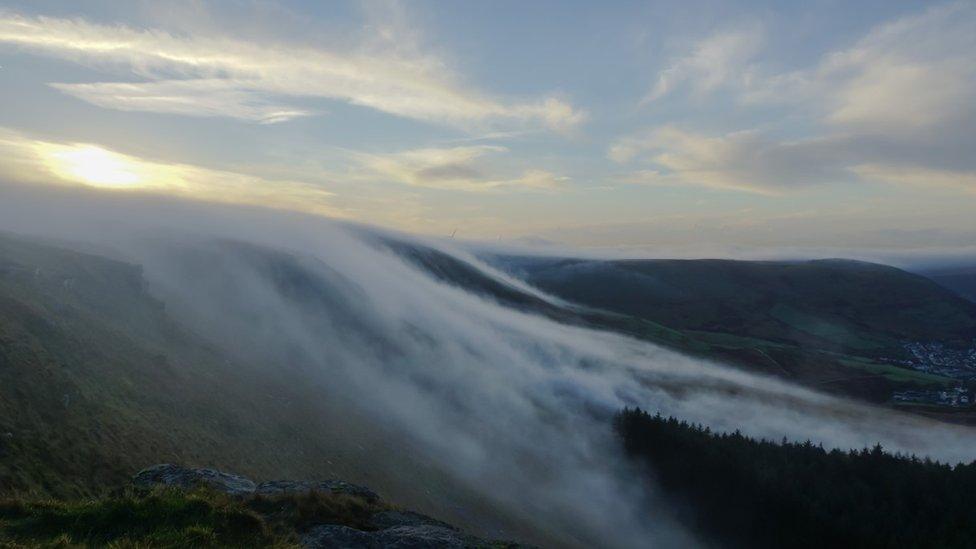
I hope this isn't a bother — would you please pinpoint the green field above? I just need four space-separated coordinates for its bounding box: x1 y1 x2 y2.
837 358 954 386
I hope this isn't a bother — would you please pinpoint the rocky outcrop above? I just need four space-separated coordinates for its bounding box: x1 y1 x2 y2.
367 510 456 531
132 463 257 495
256 479 379 502
132 464 526 549
302 524 469 548
132 464 378 501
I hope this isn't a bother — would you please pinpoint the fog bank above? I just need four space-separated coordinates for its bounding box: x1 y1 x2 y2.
3 182 976 548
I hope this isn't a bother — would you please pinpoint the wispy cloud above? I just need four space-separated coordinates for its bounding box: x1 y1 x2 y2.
852 164 976 193
49 80 314 124
612 127 850 193
745 1 976 135
352 145 568 192
643 25 763 103
622 3 976 193
0 10 585 130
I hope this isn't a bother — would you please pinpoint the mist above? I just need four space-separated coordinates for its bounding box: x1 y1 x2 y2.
3 181 976 548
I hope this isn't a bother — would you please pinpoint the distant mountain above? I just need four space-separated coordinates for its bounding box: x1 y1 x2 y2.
365 237 976 405
375 236 701 352
475 254 976 406
373 239 976 363
374 235 571 319
493 256 976 352
359 235 976 407
922 265 976 303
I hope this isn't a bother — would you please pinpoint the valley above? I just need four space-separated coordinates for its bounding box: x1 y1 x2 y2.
4 228 976 548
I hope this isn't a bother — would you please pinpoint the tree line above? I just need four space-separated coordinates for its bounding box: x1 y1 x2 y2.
614 407 976 548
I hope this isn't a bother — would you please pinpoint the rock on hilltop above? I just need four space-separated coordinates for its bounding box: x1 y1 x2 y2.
133 464 526 548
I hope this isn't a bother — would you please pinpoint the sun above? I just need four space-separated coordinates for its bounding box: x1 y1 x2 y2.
44 145 143 188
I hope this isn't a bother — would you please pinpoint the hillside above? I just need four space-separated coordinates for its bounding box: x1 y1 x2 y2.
0 233 360 497
484 255 976 405
0 464 525 548
367 238 976 407
923 265 976 303
4 230 976 547
495 257 976 351
0 233 549 545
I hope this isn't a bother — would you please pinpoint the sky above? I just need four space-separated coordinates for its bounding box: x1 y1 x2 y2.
0 0 974 256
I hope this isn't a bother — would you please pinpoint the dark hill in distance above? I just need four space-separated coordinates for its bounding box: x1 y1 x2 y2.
471 254 976 410
922 264 976 304
364 234 976 409
494 256 976 352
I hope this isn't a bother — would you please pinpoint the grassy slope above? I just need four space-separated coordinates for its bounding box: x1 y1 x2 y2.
0 485 393 548
0 233 346 497
0 235 402 495
0 234 560 546
0 486 524 548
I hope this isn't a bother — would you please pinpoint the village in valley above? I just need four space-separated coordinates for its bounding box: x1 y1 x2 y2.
885 341 976 408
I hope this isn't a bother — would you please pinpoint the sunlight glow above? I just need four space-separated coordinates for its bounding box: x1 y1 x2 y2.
3 132 339 217
44 145 143 188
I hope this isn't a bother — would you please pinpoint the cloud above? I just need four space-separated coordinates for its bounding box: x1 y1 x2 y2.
611 127 853 193
0 10 584 130
747 2 976 135
50 80 314 124
353 145 568 192
0 128 340 215
852 164 976 192
621 3 976 193
613 124 976 194
644 26 763 103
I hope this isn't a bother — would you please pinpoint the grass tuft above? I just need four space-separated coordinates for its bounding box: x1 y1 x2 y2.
0 487 287 548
